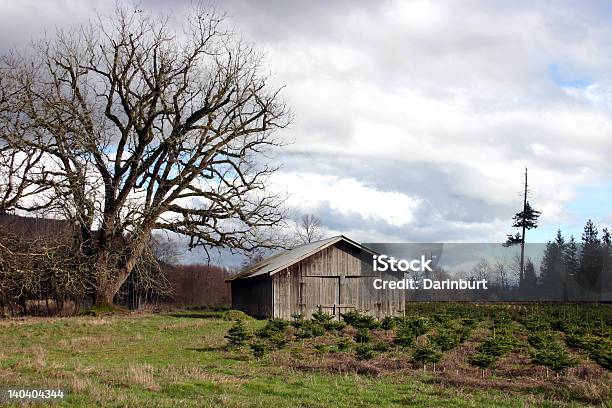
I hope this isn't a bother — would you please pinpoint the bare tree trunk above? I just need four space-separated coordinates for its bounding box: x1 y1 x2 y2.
95 266 130 307
95 235 149 307
519 168 528 283
95 286 115 307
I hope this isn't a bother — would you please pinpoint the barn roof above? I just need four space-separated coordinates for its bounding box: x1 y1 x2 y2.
228 235 375 281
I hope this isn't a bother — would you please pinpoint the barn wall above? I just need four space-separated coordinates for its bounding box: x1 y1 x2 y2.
272 269 292 320
231 275 272 318
283 241 405 319
234 239 405 320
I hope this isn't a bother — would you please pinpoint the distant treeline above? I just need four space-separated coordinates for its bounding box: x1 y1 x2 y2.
404 219 611 302
163 264 231 307
535 220 611 302
116 263 232 311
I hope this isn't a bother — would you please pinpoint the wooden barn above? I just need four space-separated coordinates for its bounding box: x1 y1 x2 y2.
228 236 405 319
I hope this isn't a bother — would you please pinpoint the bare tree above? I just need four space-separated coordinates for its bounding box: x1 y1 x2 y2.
509 253 523 286
240 250 267 271
0 77 54 213
0 217 91 316
493 259 508 290
150 235 181 266
295 214 323 245
0 4 289 306
469 258 491 282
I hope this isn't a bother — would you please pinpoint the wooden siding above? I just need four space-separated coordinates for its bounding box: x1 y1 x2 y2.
233 239 405 319
272 269 292 320
279 240 404 319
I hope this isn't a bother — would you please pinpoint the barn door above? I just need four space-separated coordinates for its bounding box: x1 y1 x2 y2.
300 276 340 318
341 276 380 317
300 275 380 318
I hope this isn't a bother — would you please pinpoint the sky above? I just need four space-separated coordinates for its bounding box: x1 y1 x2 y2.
1 0 611 265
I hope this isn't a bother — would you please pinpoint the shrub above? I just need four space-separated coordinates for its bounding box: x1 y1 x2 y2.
340 309 361 325
323 319 347 332
550 319 572 332
530 343 577 374
461 318 476 328
468 331 515 369
590 345 612 371
469 352 497 369
394 324 415 347
249 340 268 358
256 319 289 338
373 341 391 352
336 337 353 352
341 310 378 329
267 318 289 331
490 323 513 338
412 344 442 365
268 332 289 350
430 328 460 351
565 333 600 354
296 320 325 339
355 344 376 360
527 331 558 350
458 326 472 342
225 319 252 347
522 318 550 332
380 316 397 331
492 315 512 327
476 335 515 357
432 314 452 325
406 317 431 337
354 328 372 344
291 313 305 329
565 334 611 371
311 310 334 324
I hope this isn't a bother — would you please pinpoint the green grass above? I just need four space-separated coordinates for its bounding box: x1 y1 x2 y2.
0 309 607 407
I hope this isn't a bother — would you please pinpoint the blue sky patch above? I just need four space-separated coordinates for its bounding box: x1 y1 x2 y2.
548 63 591 88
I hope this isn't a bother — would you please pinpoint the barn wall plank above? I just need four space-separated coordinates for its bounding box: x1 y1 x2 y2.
272 269 292 319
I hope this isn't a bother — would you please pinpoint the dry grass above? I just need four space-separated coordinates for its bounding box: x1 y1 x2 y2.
292 352 384 376
57 334 114 348
25 345 47 371
125 364 161 391
0 315 112 327
79 317 113 326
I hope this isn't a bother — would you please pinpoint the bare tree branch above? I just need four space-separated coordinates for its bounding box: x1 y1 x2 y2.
294 214 324 245
0 3 290 305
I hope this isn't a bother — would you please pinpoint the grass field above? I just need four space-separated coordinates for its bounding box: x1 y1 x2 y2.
0 304 610 407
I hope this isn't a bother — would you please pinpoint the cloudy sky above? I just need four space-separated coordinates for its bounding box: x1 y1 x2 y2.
2 1 612 263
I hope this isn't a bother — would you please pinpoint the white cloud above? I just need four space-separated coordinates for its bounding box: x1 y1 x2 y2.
272 172 421 227
3 0 612 244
